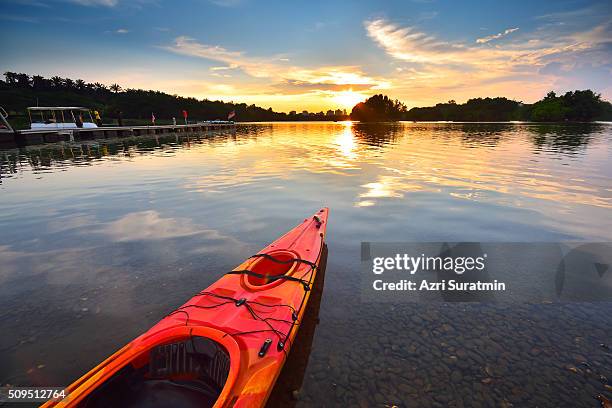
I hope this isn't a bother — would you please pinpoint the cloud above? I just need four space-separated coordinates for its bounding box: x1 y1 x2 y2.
63 0 156 6
417 11 438 21
157 16 610 110
210 64 238 71
98 210 225 242
115 28 129 34
538 61 564 75
0 14 39 23
364 17 612 104
68 0 118 6
365 17 611 68
274 80 377 94
162 36 389 92
535 5 603 22
9 0 51 7
208 0 243 7
163 37 244 63
364 18 470 64
476 27 519 44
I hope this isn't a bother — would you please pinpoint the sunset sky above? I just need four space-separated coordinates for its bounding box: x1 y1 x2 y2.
1 0 611 112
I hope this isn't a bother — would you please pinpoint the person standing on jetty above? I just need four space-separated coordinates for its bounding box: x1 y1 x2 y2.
93 110 102 127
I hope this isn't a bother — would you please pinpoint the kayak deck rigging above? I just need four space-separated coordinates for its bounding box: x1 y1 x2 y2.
165 290 299 354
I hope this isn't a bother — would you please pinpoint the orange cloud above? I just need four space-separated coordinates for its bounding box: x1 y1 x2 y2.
163 36 387 87
159 36 390 110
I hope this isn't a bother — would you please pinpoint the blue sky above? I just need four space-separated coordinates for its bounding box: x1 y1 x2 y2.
1 0 611 111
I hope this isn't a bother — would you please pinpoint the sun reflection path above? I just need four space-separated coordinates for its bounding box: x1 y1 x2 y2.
334 123 357 160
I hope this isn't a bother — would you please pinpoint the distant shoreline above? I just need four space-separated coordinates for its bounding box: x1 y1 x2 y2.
6 118 611 131
239 120 612 125
3 73 611 127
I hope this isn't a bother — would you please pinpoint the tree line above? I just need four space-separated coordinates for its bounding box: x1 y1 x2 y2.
3 72 610 124
351 91 612 122
0 72 349 123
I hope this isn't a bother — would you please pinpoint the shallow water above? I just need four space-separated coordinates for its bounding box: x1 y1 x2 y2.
0 122 611 407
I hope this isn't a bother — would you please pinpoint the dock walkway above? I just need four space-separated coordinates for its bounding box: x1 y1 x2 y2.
0 122 236 148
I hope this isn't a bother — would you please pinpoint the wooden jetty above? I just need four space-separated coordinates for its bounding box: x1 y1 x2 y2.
0 122 236 148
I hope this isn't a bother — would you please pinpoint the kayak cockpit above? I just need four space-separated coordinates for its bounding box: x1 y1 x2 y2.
245 250 298 287
80 337 230 408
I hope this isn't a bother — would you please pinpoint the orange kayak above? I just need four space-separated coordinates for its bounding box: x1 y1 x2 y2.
43 208 329 408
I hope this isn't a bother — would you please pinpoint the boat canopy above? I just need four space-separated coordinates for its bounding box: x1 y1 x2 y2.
27 107 97 129
27 107 90 111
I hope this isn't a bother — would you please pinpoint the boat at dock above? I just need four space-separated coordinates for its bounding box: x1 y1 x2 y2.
0 107 13 133
27 107 98 129
0 105 236 149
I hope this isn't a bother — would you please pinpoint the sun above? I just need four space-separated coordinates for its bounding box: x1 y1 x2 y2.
332 90 365 109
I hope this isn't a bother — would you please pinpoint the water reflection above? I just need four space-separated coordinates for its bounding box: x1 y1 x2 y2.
100 210 219 242
0 123 611 407
267 244 328 407
1 123 611 234
527 123 604 154
351 122 403 147
333 123 357 160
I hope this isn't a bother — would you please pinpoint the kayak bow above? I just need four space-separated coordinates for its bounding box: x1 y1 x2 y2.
43 208 329 408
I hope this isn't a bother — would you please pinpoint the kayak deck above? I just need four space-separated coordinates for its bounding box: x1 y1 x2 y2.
44 208 329 408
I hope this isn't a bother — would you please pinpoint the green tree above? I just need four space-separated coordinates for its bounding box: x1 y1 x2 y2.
405 97 520 121
544 91 556 100
530 90 603 122
561 90 603 121
350 94 406 121
531 98 568 122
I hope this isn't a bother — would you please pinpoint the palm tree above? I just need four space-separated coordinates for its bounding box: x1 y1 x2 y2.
75 79 86 90
50 76 63 88
4 71 18 84
93 82 107 92
32 75 47 89
63 78 74 89
16 73 31 87
109 83 123 93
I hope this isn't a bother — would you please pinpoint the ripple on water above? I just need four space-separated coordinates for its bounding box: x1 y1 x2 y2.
0 122 611 406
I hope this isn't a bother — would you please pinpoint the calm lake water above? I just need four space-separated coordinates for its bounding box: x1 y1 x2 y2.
1 122 611 407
